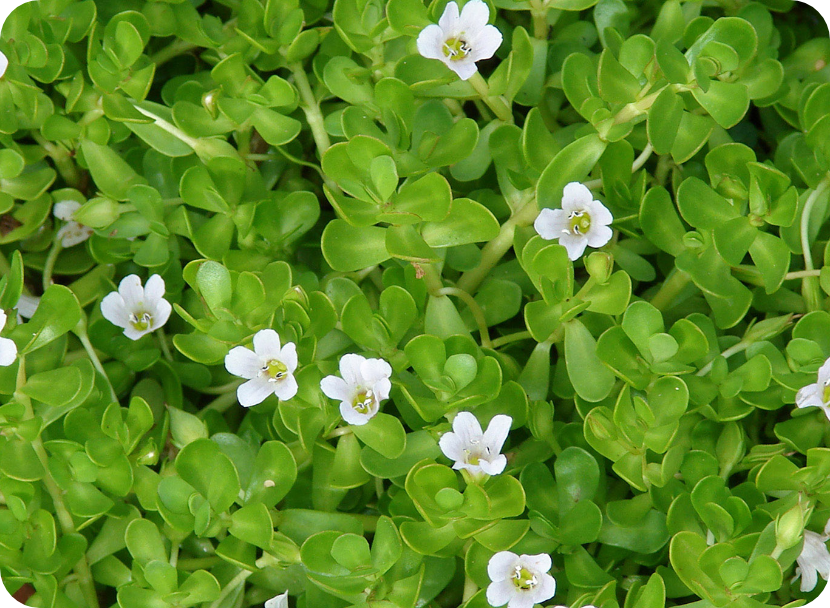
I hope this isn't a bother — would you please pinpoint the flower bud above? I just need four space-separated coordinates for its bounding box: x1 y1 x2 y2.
72 197 121 228
775 503 805 552
743 314 793 344
585 252 614 284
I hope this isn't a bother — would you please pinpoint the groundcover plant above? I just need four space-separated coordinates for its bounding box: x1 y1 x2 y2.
3 0 830 607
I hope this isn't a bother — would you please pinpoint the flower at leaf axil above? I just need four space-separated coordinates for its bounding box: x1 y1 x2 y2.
794 519 830 592
534 182 614 261
101 274 172 341
225 329 299 407
486 551 556 608
416 0 502 81
795 357 830 421
53 200 94 248
0 310 17 367
439 411 511 479
320 354 392 426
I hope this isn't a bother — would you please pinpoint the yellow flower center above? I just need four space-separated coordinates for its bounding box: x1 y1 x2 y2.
263 360 288 383
512 565 538 590
823 380 830 404
443 37 471 61
354 390 375 414
568 210 591 236
129 312 153 332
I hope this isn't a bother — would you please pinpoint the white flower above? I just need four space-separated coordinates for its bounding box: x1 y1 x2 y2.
264 591 289 608
439 411 511 478
14 294 39 320
794 519 830 592
534 182 614 261
53 200 93 248
225 329 298 407
100 274 172 341
486 551 556 608
0 0 37 79
795 357 830 421
320 354 392 426
416 0 502 81
0 310 17 367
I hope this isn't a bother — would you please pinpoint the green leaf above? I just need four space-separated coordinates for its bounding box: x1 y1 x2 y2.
565 319 616 402
80 139 147 200
537 134 607 209
352 413 406 459
322 220 391 272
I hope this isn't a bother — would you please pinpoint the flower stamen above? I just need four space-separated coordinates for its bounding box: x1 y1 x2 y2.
129 312 153 332
512 565 539 590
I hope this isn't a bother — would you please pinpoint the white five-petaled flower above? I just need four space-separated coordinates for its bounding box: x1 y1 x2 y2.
795 357 830 421
0 310 17 367
264 591 289 608
53 200 93 248
416 0 502 81
439 411 511 478
794 519 830 592
0 0 37 79
534 182 614 261
320 354 392 426
225 329 299 407
487 551 556 608
100 274 172 341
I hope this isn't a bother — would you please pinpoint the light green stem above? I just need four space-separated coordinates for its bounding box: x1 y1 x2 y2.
42 238 62 293
799 177 830 311
156 327 174 363
16 359 100 608
650 269 692 311
290 63 332 154
696 341 750 377
208 570 252 608
490 330 532 348
457 195 538 294
200 391 239 417
467 72 513 123
75 327 119 403
436 287 492 348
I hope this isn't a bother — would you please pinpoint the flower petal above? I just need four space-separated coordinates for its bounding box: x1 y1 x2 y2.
57 223 93 248
450 59 478 80
459 0 491 34
362 358 392 385
253 329 282 360
14 295 39 319
483 414 512 453
562 182 594 209
237 378 274 407
264 591 289 608
586 224 613 248
280 341 298 372
560 233 588 260
371 377 392 402
796 384 824 409
438 1 460 32
469 25 502 61
0 51 8 79
522 553 552 574
417 24 447 60
339 353 366 386
123 325 151 341
225 346 262 379
799 563 818 592
534 208 568 241
53 200 81 221
321 375 352 401
341 401 371 425
529 572 556 604
439 431 464 462
485 579 514 607
0 310 6 332
588 199 613 226
118 275 145 310
487 551 519 581
144 274 166 305
479 454 507 476
0 337 17 367
152 298 172 330
274 374 298 401
452 411 483 445
101 292 129 328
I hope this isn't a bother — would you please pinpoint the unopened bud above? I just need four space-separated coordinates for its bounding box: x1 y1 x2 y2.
775 503 805 552
72 197 121 228
585 252 614 284
743 314 793 344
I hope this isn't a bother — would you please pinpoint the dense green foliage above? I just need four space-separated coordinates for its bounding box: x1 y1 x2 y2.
1 0 830 607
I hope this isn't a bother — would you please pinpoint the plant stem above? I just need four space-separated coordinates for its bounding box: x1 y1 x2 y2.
75 327 119 403
42 238 62 292
490 330 532 348
16 359 100 608
650 269 692 311
786 269 822 280
467 72 513 123
200 391 239 416
457 194 537 294
696 341 750 377
156 327 174 362
436 287 492 348
631 142 654 172
33 133 81 189
799 177 830 311
208 570 252 608
151 38 198 66
421 263 445 294
290 63 332 154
